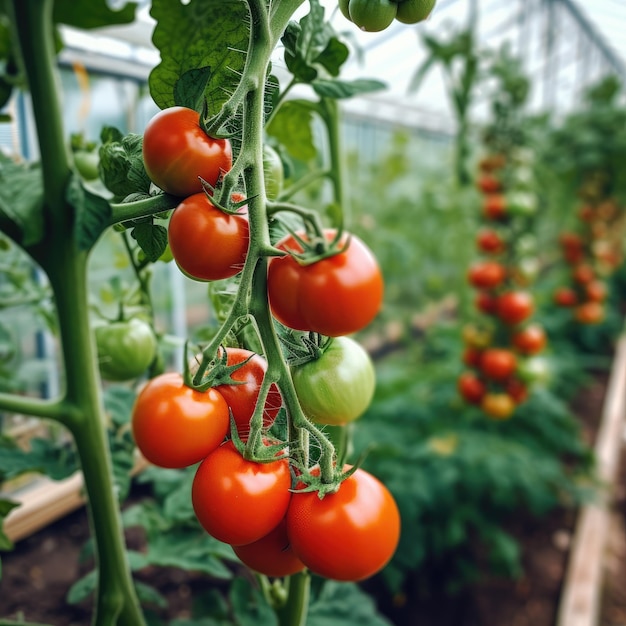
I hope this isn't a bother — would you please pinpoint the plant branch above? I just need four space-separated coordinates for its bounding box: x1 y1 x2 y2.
109 193 179 226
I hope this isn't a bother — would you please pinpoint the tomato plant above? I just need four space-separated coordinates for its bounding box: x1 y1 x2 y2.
94 317 158 381
467 260 506 290
168 192 249 281
512 323 547 355
131 372 230 468
286 467 400 581
290 336 375 425
267 230 383 337
457 371 486 405
142 106 233 197
192 440 291 546
479 348 517 382
496 290 534 325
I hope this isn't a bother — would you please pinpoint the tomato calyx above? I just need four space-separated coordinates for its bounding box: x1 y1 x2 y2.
281 226 351 267
198 179 250 217
279 329 332 367
291 461 361 498
190 345 253 392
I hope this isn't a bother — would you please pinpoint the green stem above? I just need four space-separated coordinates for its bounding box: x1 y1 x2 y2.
319 98 348 218
276 571 311 626
109 194 179 226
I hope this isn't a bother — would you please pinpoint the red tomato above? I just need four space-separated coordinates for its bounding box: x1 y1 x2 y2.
475 291 498 315
572 263 595 285
142 106 232 197
467 261 506 290
559 232 583 251
480 348 517 381
192 440 291 545
232 517 305 578
496 291 534 325
512 324 546 355
476 229 505 254
477 174 502 194
575 301 605 325
481 392 516 420
131 372 229 469
458 372 486 405
168 192 249 281
483 194 507 220
267 230 383 337
553 286 578 307
214 347 282 434
462 346 483 368
585 280 608 302
286 467 400 581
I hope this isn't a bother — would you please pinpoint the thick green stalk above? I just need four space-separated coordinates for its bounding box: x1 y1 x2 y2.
276 571 311 626
9 1 145 624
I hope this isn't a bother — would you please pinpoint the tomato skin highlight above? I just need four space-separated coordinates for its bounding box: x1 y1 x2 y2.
192 440 291 546
214 347 282 434
286 467 400 581
131 372 229 469
142 106 232 197
267 230 383 337
232 517 305 578
496 291 534 326
291 336 375 425
168 192 249 281
95 317 157 382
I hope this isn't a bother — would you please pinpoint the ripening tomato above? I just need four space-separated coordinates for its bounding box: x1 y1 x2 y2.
505 378 528 404
578 205 595 222
554 286 578 307
476 229 505 255
483 194 507 220
131 372 229 468
192 440 291 546
585 280 608 302
214 347 282 434
480 348 517 381
142 107 232 197
462 324 492 349
467 261 506 290
496 291 534 325
475 291 498 315
267 230 383 337
287 467 400 581
559 232 583 251
575 301 605 325
168 192 249 281
291 336 375 425
477 174 502 194
572 263 595 285
481 392 516 420
479 153 506 172
232 517 305 578
458 371 486 405
462 346 483 368
512 324 546 355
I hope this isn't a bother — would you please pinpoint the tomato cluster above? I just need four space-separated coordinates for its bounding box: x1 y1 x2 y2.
338 0 436 32
459 149 547 420
553 192 625 325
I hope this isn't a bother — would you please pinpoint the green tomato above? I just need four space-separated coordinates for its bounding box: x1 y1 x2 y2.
73 150 100 181
263 144 284 200
517 356 552 387
338 0 352 21
348 0 397 32
95 317 158 382
395 0 435 24
291 336 375 426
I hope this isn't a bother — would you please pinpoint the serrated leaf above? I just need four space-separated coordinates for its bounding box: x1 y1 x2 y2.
66 174 112 251
0 153 44 246
53 0 137 29
148 0 249 113
312 78 387 99
230 577 278 626
131 222 168 262
266 101 317 162
0 437 78 481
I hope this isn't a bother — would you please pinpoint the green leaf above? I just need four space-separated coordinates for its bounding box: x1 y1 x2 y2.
148 0 249 113
0 153 44 246
131 222 168 262
230 577 278 626
266 101 317 162
110 447 134 503
315 37 350 78
66 174 112 251
53 0 137 29
66 569 97 604
0 498 19 551
104 386 136 427
135 580 168 608
312 78 387 100
98 128 151 199
0 436 78 481
308 582 394 626
174 66 213 111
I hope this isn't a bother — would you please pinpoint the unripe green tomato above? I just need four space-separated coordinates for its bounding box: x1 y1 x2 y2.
348 0 397 32
291 336 375 425
395 0 435 24
507 191 537 217
517 356 552 386
262 144 284 200
73 150 100 181
338 0 352 21
95 318 158 382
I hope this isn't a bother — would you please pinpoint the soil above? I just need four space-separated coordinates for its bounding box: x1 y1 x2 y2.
1 373 625 626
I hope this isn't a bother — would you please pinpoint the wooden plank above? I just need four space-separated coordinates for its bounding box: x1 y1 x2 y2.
556 333 626 626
